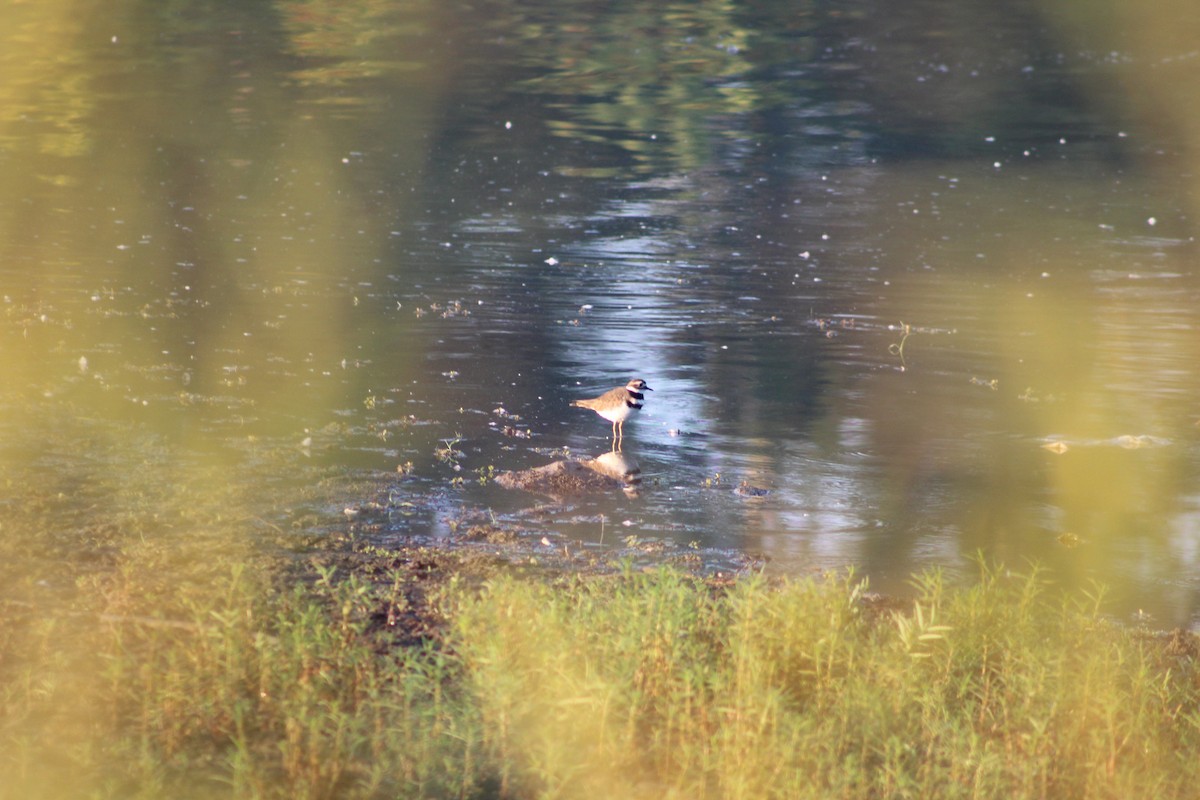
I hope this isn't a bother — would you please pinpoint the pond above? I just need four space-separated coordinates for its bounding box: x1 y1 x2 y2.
3 0 1200 626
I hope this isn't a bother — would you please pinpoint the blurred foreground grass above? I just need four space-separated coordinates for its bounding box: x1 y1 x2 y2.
4 527 1200 800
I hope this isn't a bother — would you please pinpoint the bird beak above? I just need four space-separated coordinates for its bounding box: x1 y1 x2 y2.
644 385 654 391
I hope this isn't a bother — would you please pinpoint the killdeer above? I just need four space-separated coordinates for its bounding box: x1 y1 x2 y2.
570 378 652 449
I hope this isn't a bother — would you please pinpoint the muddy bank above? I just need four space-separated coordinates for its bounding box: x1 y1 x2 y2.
494 453 642 497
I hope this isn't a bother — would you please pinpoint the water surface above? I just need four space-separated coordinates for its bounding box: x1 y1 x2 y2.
3 0 1200 625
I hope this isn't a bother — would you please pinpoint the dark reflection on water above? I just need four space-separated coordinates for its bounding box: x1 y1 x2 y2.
3 0 1200 625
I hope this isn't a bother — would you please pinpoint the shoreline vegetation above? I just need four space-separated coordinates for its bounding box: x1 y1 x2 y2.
4 536 1200 800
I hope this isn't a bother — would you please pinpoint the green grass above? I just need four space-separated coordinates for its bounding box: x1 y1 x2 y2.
3 550 1200 799
451 564 1200 799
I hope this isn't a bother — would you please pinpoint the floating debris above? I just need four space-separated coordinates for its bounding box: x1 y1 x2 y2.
1040 435 1167 453
734 481 770 498
413 299 470 318
969 376 998 391
1019 387 1063 404
1115 434 1153 449
440 300 469 318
